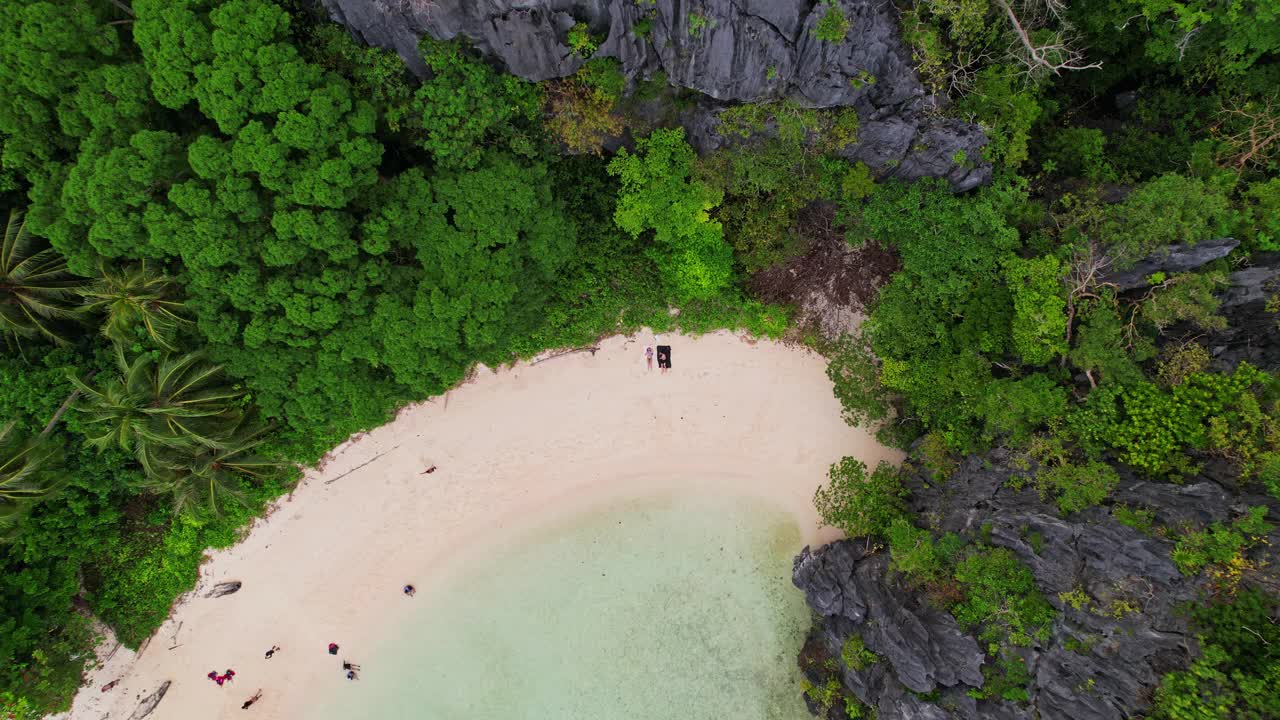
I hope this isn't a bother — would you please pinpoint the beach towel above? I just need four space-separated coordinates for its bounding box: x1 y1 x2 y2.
656 345 672 369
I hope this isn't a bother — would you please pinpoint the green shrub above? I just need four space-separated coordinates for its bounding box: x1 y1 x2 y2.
1033 461 1120 515
1112 504 1158 536
952 547 1055 646
841 635 879 671
567 22 598 57
815 2 850 43
1111 364 1279 477
1151 590 1280 720
1171 506 1272 578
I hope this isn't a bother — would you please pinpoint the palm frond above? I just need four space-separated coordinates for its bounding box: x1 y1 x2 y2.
0 209 85 347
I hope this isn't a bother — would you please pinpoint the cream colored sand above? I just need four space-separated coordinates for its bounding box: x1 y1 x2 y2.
62 330 898 720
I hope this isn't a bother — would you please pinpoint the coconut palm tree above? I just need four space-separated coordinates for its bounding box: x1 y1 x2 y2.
0 422 63 530
81 261 188 350
0 209 84 347
146 420 281 516
70 347 247 474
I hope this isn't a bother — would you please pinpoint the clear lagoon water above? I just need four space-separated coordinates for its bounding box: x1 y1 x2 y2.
312 491 814 720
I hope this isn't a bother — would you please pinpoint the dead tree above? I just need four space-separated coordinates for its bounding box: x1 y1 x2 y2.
995 0 1103 79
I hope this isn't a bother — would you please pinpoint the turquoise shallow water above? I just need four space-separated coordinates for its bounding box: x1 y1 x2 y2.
312 491 814 720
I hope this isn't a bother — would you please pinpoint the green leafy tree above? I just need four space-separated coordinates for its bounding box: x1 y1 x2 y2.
952 547 1055 646
978 374 1069 446
1103 174 1237 266
1068 302 1152 388
81 262 188 350
1004 255 1068 365
358 156 577 392
406 38 543 169
544 64 625 155
609 128 734 302
826 332 891 427
813 458 907 539
857 179 1024 450
0 210 83 346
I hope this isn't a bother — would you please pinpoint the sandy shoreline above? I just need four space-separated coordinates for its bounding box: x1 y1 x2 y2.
63 331 898 720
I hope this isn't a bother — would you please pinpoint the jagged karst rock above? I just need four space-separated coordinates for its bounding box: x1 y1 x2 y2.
319 0 991 189
794 448 1280 720
1200 254 1280 371
1100 237 1239 291
794 543 984 696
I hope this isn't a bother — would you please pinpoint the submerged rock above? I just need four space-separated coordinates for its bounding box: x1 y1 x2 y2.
319 0 990 189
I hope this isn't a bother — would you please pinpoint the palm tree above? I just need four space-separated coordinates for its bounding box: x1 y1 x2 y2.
70 347 247 474
0 422 63 530
0 209 84 346
146 420 281 516
82 262 188 351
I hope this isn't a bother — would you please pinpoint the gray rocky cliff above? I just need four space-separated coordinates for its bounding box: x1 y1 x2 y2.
793 448 1280 720
319 0 992 190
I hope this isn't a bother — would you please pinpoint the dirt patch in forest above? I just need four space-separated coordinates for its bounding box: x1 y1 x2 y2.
750 201 899 338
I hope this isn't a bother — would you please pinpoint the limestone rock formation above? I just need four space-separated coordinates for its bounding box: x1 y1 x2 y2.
793 448 1280 720
1100 237 1240 291
319 0 992 190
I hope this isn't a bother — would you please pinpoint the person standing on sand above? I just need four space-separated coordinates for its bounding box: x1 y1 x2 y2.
644 345 654 371
241 690 262 710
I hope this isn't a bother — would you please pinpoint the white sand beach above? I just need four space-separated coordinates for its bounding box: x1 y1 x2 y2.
64 331 898 720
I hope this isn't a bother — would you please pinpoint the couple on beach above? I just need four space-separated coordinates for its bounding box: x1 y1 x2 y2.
644 344 672 374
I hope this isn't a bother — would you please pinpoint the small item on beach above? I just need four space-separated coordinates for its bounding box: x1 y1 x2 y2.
208 670 221 685
403 584 416 597
420 465 437 475
101 679 120 693
241 689 262 710
264 645 280 659
342 661 362 671
346 669 359 681
327 643 339 655
644 345 654 371
223 669 236 684
656 345 672 373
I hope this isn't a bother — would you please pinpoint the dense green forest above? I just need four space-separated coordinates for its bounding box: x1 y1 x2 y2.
1 0 1278 717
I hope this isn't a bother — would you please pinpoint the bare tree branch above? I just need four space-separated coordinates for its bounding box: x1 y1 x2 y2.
1215 94 1280 170
995 0 1102 78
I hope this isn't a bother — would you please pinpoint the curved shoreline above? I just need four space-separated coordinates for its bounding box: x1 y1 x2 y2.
64 331 899 720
